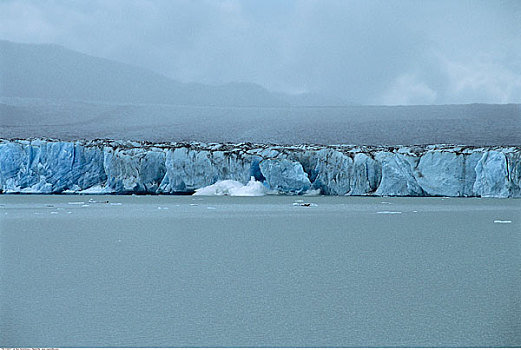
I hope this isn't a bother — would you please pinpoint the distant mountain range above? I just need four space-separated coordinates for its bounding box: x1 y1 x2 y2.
0 40 346 107
2 40 519 146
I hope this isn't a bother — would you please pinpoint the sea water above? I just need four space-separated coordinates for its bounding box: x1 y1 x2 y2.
0 195 520 347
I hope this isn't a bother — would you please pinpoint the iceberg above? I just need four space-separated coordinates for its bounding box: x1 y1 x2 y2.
0 139 519 197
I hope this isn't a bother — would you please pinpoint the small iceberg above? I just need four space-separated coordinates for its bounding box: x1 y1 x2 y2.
193 177 267 196
292 202 318 207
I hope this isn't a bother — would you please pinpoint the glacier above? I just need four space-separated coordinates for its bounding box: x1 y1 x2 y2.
0 139 520 197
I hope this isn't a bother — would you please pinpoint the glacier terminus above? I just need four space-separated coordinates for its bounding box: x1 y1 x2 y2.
0 139 520 197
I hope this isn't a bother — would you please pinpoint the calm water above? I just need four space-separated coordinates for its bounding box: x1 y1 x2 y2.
1 195 520 347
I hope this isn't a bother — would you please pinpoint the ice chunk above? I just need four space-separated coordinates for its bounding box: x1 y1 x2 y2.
292 202 318 207
415 151 465 196
375 152 423 196
493 220 512 224
79 185 113 194
259 159 311 194
310 149 353 195
194 177 266 196
474 151 511 198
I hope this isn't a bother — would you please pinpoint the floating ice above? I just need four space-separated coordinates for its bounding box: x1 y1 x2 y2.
494 220 512 224
293 202 318 207
377 211 402 214
194 177 267 196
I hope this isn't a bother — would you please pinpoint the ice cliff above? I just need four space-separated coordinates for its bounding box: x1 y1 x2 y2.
0 139 519 197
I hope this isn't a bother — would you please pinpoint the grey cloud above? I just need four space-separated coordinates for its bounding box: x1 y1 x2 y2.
0 0 519 105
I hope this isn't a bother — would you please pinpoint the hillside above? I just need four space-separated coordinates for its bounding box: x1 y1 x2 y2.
0 40 288 107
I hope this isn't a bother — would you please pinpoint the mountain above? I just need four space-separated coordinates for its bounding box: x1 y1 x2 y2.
0 40 289 107
2 41 519 146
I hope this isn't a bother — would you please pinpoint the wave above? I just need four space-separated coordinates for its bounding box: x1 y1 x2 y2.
193 177 267 196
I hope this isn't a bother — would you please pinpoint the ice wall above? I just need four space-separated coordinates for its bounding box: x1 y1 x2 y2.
0 139 519 197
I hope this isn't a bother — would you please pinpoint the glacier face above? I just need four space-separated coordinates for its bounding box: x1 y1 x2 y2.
0 139 520 197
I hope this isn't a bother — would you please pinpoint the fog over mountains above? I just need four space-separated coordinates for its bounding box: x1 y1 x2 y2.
0 40 520 145
1 40 301 106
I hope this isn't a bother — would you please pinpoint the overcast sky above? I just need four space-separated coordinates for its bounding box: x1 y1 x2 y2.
1 0 520 105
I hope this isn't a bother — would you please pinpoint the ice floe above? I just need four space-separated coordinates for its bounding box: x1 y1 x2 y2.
493 220 512 224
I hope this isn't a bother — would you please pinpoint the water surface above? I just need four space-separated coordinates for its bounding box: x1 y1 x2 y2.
1 195 520 347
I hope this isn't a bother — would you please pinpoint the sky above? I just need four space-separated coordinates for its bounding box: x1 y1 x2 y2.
1 0 520 105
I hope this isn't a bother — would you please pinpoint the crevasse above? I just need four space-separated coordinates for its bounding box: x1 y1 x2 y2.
0 139 519 197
